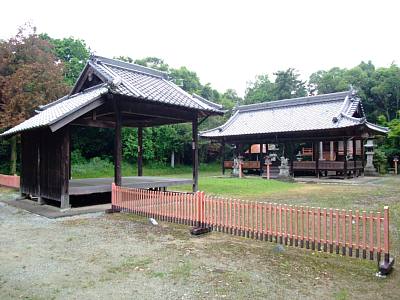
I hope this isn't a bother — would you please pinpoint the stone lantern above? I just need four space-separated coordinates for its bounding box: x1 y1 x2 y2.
364 139 378 176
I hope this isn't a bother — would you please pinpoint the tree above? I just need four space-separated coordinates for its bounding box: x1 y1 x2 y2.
243 74 275 104
114 56 133 63
40 34 90 86
201 83 220 102
370 64 400 122
134 57 169 72
169 66 202 94
273 68 307 99
0 24 68 174
243 68 306 104
309 67 349 94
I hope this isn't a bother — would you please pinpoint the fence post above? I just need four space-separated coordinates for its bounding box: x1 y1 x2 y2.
383 206 390 263
197 191 205 227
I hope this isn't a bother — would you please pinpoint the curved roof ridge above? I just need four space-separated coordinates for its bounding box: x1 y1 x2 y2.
238 90 349 112
39 83 108 112
192 93 223 111
92 55 169 79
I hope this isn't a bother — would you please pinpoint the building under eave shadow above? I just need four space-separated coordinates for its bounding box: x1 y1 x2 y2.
200 89 388 178
1 56 223 208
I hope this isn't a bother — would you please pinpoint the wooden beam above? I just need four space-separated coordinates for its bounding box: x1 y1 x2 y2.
121 110 188 122
192 117 199 192
71 119 115 129
118 96 196 122
138 127 143 176
49 97 106 132
114 99 122 186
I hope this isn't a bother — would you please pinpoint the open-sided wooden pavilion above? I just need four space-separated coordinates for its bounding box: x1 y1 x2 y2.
200 90 388 178
1 56 223 208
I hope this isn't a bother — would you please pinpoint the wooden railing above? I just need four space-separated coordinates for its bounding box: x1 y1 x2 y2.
224 161 261 169
293 160 363 171
0 174 20 189
112 184 391 262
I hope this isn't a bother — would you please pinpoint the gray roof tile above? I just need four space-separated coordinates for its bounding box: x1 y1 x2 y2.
92 56 222 113
1 85 108 137
201 91 388 138
1 56 223 137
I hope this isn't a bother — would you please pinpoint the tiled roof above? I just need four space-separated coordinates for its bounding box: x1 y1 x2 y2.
201 91 388 138
89 56 223 113
1 85 108 137
1 56 223 137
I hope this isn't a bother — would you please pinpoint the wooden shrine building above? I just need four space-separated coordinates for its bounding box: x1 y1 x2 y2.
200 90 388 178
0 56 223 208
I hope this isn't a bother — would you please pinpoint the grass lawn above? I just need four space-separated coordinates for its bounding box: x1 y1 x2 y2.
71 160 220 179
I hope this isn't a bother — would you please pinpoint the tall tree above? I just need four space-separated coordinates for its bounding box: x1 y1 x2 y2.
0 24 68 174
134 57 169 72
243 74 275 104
243 69 306 104
273 68 307 99
40 34 90 86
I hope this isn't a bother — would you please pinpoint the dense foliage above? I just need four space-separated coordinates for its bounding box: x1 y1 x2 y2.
0 24 69 173
0 25 399 174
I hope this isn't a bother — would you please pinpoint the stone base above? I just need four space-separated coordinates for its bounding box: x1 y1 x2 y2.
379 257 395 276
190 226 212 235
364 167 379 176
278 166 290 177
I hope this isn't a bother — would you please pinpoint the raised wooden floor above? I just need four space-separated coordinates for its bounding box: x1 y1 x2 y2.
69 176 192 195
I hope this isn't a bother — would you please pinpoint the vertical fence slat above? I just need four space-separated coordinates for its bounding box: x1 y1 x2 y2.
323 208 327 252
348 210 353 256
369 211 374 260
110 187 390 262
377 211 381 261
342 209 346 256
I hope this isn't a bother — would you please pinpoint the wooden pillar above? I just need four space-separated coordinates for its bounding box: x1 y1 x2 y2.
330 141 334 161
259 143 263 176
138 127 143 176
290 142 295 177
352 139 357 177
343 138 348 179
319 141 324 160
60 126 70 209
37 135 43 205
114 99 122 186
361 139 365 176
315 141 319 178
221 140 225 175
192 116 199 192
69 129 72 180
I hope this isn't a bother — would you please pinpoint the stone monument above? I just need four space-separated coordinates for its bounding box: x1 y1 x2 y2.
232 156 243 177
278 156 290 178
364 139 378 176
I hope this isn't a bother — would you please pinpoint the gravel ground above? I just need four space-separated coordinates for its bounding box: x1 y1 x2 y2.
0 188 398 300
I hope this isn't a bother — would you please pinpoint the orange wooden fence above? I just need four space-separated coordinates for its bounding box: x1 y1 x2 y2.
112 184 391 262
0 174 20 189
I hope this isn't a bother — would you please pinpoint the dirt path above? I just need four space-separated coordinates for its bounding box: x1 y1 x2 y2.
0 193 398 299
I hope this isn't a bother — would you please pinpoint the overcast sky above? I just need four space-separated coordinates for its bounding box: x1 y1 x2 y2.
1 0 399 96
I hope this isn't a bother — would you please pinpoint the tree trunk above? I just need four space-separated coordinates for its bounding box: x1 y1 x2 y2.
10 135 17 175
